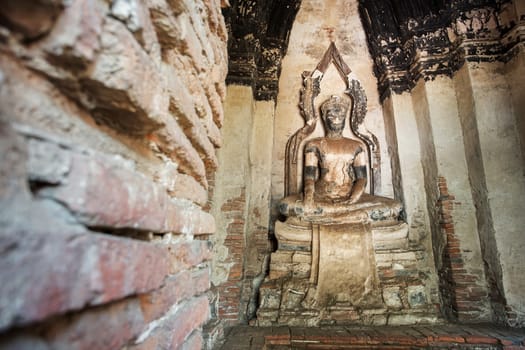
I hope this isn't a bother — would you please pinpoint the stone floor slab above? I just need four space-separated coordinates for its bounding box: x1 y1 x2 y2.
214 324 525 349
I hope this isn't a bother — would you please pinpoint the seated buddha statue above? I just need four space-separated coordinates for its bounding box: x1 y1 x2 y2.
279 95 402 225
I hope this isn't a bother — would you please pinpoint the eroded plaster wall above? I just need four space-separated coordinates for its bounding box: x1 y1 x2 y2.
211 85 275 324
466 60 525 325
425 76 490 321
506 47 525 167
384 37 525 326
211 85 253 324
370 0 525 326
383 91 441 315
387 75 492 322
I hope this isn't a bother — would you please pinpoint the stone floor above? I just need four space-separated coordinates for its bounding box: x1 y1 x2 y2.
215 324 525 349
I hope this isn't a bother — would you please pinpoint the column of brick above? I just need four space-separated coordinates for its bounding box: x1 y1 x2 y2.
217 189 247 325
437 176 489 321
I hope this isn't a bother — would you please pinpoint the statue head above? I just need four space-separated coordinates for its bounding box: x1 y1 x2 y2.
320 95 348 136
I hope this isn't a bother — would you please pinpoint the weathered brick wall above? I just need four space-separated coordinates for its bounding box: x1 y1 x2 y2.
213 188 246 324
0 0 227 349
436 177 491 322
209 87 274 326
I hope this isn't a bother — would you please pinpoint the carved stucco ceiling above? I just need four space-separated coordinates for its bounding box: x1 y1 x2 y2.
359 0 517 100
223 0 301 100
225 0 518 101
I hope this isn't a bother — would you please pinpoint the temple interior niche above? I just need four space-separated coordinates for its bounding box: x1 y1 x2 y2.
257 42 439 326
0 0 524 348
216 0 525 329
0 0 525 350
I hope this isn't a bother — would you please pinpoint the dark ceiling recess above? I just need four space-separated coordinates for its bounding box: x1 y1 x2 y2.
358 0 517 101
224 0 520 102
223 0 301 101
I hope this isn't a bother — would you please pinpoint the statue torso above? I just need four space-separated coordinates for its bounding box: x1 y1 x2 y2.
306 137 363 203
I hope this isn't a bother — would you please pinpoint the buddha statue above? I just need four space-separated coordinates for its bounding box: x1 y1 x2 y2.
258 43 414 326
304 96 366 206
279 94 402 225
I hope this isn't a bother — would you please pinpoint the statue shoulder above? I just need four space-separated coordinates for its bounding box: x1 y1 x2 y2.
305 137 323 147
343 138 365 153
342 137 361 144
304 138 322 154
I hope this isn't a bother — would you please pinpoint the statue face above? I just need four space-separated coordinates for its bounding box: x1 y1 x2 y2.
323 107 346 134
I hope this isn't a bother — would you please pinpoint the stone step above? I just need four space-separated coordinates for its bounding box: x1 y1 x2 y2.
216 324 525 350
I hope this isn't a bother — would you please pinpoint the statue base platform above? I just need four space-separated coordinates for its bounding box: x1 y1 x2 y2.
257 216 441 326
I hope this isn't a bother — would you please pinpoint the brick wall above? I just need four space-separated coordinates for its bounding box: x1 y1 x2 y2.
0 0 227 349
209 89 274 327
217 188 247 324
216 188 269 325
437 176 491 322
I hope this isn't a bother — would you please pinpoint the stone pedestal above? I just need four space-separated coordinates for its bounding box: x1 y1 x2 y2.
257 214 441 326
261 45 442 326
315 223 380 307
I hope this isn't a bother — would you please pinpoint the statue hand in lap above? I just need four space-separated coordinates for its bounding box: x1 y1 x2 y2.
303 95 367 208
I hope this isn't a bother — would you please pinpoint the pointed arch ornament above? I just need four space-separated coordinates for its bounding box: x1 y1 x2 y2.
284 42 381 197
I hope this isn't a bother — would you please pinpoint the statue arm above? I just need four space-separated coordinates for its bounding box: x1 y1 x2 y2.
304 145 318 205
349 148 367 204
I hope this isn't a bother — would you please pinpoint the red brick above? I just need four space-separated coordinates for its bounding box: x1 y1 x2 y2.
228 271 242 281
167 240 212 274
448 248 461 254
95 236 170 305
154 117 209 188
0 230 168 330
148 0 185 49
171 296 211 348
131 296 209 350
89 17 208 186
228 222 246 232
42 0 104 68
265 335 291 345
465 335 499 344
152 3 218 77
172 173 208 206
43 149 215 235
181 331 204 350
381 269 396 278
0 1 63 39
167 76 219 170
140 268 210 322
204 82 225 130
46 298 145 350
499 333 521 345
434 335 465 343
112 0 159 55
226 234 244 241
456 300 477 307
378 335 420 346
456 275 481 283
83 17 167 132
